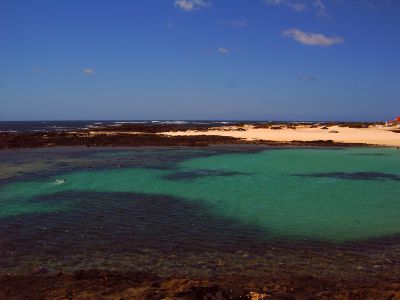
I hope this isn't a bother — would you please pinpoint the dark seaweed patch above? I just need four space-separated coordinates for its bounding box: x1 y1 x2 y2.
0 191 271 260
2 191 400 280
0 146 266 186
295 172 400 181
350 153 389 156
163 169 248 181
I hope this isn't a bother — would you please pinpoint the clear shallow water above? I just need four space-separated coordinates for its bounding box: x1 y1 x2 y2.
1 146 400 277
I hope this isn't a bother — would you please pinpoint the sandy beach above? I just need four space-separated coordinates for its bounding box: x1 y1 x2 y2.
1 122 399 149
161 124 400 147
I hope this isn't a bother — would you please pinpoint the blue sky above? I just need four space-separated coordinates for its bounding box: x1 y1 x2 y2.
0 0 399 121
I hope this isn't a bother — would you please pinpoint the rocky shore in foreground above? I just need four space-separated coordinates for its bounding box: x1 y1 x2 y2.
0 122 374 149
1 269 400 300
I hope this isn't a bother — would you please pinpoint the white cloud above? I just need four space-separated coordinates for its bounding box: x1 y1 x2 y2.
283 28 344 46
217 47 229 54
175 0 209 11
264 0 333 15
83 68 94 75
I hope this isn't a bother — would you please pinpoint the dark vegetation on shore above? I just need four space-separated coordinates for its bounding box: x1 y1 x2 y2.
0 123 371 149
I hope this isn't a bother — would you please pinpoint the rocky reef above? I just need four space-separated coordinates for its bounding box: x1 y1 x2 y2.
1 269 400 300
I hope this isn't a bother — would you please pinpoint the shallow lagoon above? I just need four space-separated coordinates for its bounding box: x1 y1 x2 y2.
1 146 400 277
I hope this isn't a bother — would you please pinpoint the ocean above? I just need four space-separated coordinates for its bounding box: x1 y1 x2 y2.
0 120 241 133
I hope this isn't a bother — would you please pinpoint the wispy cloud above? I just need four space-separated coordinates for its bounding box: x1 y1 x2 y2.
263 0 307 12
365 1 377 10
263 0 333 16
289 2 307 11
220 18 248 28
217 47 229 54
175 0 210 11
82 68 94 75
283 28 344 46
298 74 316 81
313 0 328 16
263 0 306 12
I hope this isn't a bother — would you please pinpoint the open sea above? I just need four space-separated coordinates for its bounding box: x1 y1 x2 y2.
1 145 400 279
0 120 240 133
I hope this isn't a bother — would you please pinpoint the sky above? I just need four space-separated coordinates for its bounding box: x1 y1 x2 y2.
0 0 399 121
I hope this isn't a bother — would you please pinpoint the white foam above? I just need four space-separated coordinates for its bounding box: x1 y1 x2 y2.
114 121 147 124
51 179 65 185
152 121 188 124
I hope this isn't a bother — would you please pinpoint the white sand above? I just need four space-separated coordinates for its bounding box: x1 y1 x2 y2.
160 125 400 147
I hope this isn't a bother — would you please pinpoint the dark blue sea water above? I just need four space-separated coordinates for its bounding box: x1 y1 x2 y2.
0 120 244 133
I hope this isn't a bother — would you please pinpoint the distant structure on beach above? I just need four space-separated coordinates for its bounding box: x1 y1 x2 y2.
386 116 400 126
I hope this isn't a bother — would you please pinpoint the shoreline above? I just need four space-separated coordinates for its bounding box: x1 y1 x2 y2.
161 123 400 148
1 123 400 299
1 269 400 299
1 122 399 149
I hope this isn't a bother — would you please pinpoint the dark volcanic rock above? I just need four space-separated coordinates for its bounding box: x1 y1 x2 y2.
0 132 241 149
1 270 399 300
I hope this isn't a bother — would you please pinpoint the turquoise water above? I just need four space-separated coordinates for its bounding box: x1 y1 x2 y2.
1 147 400 242
0 146 400 279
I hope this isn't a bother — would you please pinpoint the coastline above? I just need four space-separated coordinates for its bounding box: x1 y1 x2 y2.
1 269 400 299
2 229 400 299
1 122 399 149
162 123 400 148
1 123 400 299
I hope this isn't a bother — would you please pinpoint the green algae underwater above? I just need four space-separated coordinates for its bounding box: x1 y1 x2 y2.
1 147 399 245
